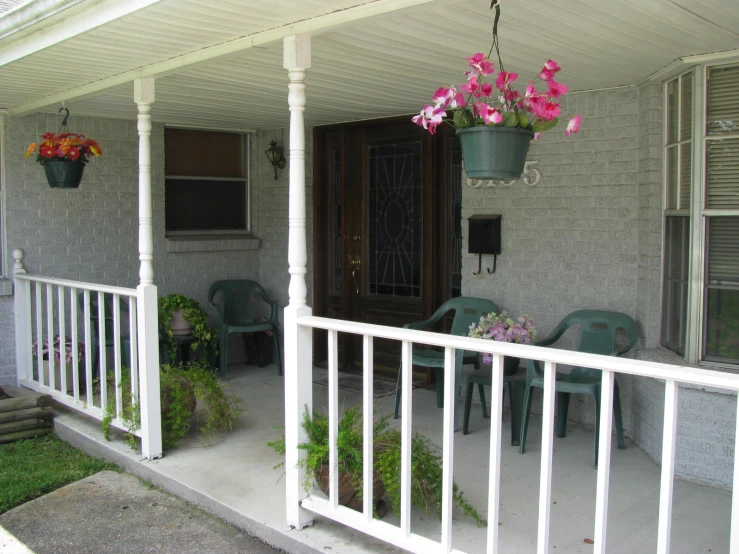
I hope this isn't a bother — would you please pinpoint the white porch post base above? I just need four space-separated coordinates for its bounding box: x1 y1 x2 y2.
137 284 162 459
283 34 313 530
12 248 31 385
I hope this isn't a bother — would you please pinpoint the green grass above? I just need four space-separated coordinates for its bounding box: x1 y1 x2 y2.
0 433 119 514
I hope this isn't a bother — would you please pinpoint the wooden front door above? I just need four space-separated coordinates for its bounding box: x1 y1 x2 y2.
313 118 462 373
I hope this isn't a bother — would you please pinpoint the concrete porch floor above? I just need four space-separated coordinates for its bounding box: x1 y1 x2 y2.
54 363 730 554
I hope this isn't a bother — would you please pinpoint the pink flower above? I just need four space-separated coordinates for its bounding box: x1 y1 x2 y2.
432 86 467 108
533 99 561 121
538 60 561 82
479 104 503 125
412 105 446 134
547 79 568 99
465 52 494 76
461 76 483 98
495 71 518 91
533 132 542 141
565 115 582 136
503 88 520 102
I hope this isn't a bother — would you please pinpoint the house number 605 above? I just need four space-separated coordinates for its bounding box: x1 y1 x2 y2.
465 161 541 188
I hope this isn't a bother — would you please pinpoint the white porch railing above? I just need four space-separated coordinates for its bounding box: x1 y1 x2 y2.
286 314 739 554
12 249 162 459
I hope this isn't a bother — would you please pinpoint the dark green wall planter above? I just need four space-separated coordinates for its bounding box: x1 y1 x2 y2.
457 126 533 180
43 159 85 189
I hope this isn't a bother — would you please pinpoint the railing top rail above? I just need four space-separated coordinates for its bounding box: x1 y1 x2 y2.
298 315 739 392
15 274 138 297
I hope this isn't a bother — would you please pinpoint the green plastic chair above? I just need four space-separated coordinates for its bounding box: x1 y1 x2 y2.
519 310 638 468
208 280 282 379
393 297 498 420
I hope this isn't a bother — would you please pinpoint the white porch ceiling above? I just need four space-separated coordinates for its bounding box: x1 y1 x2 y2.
1 0 738 129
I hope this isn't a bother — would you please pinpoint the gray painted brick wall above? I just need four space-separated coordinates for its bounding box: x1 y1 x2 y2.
0 113 261 385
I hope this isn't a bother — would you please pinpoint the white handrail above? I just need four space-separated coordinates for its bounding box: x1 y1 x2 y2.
14 273 137 297
298 315 739 391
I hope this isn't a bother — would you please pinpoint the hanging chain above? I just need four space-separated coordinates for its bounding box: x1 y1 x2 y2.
488 1 505 73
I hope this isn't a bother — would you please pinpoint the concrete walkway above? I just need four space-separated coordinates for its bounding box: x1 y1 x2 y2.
0 471 283 554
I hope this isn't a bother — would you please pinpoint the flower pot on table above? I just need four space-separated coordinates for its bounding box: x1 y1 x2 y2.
457 126 533 180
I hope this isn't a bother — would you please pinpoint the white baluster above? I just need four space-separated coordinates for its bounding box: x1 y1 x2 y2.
537 361 556 554
35 284 43 385
594 370 615 552
97 291 106 410
362 335 374 522
441 346 456 551
486 353 505 553
657 380 678 554
83 290 93 407
46 284 55 390
328 329 339 510
58 286 66 394
113 294 122 417
70 287 79 401
283 33 314 531
400 339 413 537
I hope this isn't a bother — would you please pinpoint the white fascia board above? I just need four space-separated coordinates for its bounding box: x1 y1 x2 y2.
8 0 436 117
0 0 162 66
638 48 739 85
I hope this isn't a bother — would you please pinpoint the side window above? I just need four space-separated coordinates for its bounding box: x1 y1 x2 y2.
164 128 249 234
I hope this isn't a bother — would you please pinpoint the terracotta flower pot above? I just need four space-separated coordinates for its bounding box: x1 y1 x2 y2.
315 465 386 514
170 309 192 336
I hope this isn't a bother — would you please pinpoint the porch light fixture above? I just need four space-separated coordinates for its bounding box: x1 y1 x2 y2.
265 140 286 180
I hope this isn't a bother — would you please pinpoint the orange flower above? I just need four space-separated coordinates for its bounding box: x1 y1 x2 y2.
24 143 37 158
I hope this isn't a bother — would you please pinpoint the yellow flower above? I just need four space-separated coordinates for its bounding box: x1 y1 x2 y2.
24 143 37 158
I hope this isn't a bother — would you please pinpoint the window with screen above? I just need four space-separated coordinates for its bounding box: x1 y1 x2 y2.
164 128 249 233
661 63 739 365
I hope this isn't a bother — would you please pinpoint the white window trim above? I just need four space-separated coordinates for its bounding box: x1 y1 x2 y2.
0 110 6 279
662 56 739 366
163 126 253 237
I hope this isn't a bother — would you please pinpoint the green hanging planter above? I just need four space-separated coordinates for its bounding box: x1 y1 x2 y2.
43 159 85 189
457 126 533 180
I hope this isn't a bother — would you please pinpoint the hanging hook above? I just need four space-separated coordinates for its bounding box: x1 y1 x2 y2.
473 253 483 276
487 254 497 275
58 105 70 128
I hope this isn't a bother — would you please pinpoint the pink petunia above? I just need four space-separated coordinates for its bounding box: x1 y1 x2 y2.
495 71 518 91
565 114 582 136
412 105 446 134
547 79 568 99
461 76 484 98
533 132 542 141
479 104 503 125
480 82 494 97
432 86 466 108
465 52 494 76
538 59 561 82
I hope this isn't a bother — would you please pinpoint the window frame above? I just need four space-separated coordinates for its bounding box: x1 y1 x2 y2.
661 59 739 366
164 126 252 237
0 111 6 279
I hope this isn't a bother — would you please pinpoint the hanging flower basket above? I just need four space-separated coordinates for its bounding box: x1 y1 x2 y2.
42 159 86 189
24 108 102 189
457 126 533 180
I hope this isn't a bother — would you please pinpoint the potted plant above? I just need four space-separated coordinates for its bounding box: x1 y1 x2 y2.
25 131 102 188
32 335 85 392
269 406 486 525
158 294 218 363
468 311 537 375
412 3 581 180
102 361 244 450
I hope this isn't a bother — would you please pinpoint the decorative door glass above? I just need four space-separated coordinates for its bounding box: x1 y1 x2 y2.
368 141 422 298
330 147 342 293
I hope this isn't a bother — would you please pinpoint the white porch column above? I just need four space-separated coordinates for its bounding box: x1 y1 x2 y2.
12 248 32 385
134 77 162 460
283 34 314 530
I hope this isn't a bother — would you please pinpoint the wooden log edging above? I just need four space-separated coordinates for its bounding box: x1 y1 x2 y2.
0 385 54 444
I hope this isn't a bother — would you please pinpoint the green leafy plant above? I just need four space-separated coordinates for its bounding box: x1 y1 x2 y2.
268 405 486 526
102 361 244 450
158 294 218 362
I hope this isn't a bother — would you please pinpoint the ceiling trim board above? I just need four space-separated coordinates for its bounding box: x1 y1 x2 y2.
7 0 440 117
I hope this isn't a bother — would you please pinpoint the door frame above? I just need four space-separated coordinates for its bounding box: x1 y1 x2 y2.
312 115 458 370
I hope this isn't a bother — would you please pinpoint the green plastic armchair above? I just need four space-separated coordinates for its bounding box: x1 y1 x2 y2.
208 280 282 379
393 296 498 420
519 310 638 468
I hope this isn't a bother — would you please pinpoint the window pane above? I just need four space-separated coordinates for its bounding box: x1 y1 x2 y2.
679 143 692 209
661 216 689 355
666 79 679 144
707 65 739 135
706 137 739 209
680 73 693 142
165 179 246 231
704 289 739 363
707 217 739 285
331 147 342 294
666 146 678 209
165 129 245 178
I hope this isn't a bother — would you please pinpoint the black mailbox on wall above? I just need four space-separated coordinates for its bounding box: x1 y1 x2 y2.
468 214 501 255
